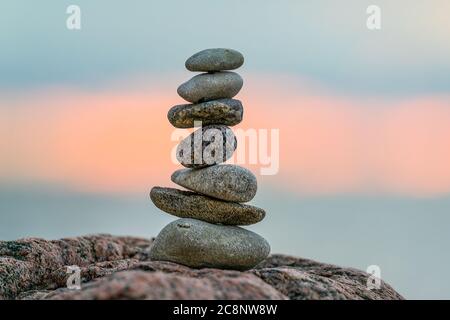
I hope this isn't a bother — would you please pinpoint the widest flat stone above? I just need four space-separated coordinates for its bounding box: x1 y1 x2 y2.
171 164 257 202
177 72 243 103
149 218 270 271
168 99 243 128
185 48 244 72
176 125 237 169
150 187 265 225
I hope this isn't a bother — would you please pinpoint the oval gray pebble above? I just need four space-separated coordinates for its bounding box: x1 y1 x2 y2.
168 99 243 128
177 72 243 103
171 164 257 202
176 125 237 169
185 48 244 72
149 218 270 270
150 187 265 225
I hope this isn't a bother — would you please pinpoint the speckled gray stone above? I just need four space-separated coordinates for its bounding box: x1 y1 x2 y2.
185 48 244 72
149 218 270 270
171 165 257 202
168 99 243 128
177 72 243 103
150 187 265 225
176 125 237 169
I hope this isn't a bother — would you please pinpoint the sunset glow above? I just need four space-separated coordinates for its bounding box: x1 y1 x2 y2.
2 75 450 196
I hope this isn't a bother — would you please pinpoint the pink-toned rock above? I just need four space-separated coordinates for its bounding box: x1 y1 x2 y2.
0 234 404 300
45 269 286 300
253 255 403 300
0 234 152 299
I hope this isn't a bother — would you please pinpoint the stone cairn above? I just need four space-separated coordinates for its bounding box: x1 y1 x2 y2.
150 48 270 271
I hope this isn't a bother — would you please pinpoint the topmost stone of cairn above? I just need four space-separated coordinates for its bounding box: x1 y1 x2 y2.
185 48 244 72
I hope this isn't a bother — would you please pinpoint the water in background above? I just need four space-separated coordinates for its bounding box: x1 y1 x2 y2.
1 184 450 299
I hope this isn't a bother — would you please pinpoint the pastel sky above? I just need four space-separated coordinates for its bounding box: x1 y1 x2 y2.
2 1 450 299
1 0 450 196
1 0 449 94
2 76 450 196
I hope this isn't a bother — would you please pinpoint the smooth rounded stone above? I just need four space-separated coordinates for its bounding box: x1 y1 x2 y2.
150 187 265 225
149 218 270 270
176 125 237 169
177 72 243 103
168 99 243 128
185 48 244 72
171 164 257 202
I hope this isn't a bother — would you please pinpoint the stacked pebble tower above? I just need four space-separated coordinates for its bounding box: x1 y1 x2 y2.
150 48 270 271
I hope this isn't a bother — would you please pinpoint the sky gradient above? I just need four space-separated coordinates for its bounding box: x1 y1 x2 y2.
2 76 450 196
1 0 450 299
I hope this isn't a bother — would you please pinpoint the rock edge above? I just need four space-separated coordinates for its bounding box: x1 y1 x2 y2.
0 234 404 300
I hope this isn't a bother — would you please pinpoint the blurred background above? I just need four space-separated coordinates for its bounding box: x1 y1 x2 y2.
1 0 450 299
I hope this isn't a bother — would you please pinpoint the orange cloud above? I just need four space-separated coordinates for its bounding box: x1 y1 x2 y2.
2 86 180 193
2 75 450 196
374 98 450 195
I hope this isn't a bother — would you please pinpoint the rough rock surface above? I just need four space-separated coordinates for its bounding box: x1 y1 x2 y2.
185 48 244 72
172 164 257 202
168 99 243 128
150 218 270 270
176 125 237 169
150 187 265 225
177 72 243 103
0 234 404 300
